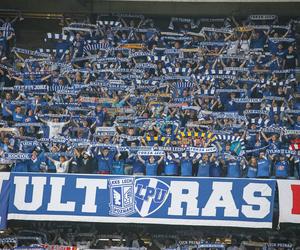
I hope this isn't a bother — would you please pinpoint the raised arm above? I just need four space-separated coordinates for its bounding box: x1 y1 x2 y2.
14 51 25 62
115 146 122 160
212 58 218 69
41 74 52 82
231 16 239 27
137 154 146 165
5 106 13 115
224 33 234 42
152 125 161 135
10 74 23 82
7 33 14 41
46 156 56 163
66 157 74 164
120 17 128 27
260 131 269 142
157 155 164 164
11 14 20 24
83 73 90 84
64 119 71 126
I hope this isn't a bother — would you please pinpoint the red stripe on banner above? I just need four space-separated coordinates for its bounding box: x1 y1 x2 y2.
291 184 300 214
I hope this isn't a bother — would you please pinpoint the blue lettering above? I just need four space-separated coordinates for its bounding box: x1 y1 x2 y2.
153 188 167 203
135 184 144 199
144 187 155 201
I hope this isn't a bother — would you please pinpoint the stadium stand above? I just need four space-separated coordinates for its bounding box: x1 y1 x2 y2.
0 11 300 250
0 13 299 179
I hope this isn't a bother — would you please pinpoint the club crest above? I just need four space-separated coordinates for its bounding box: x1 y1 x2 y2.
108 177 135 216
134 178 170 217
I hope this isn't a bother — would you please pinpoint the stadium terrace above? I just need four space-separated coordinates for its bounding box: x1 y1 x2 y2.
0 14 299 179
0 8 299 249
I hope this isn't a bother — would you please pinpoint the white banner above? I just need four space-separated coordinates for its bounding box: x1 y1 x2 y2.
277 180 300 224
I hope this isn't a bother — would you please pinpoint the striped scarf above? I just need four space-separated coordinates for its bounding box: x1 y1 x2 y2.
265 106 286 114
170 81 194 92
83 42 110 54
168 151 201 160
176 130 216 142
12 47 50 58
147 55 168 62
1 22 14 38
37 48 66 54
196 89 216 96
204 69 235 76
97 20 122 27
168 17 198 30
162 67 192 75
250 117 271 127
142 135 171 146
45 33 74 42
216 135 245 155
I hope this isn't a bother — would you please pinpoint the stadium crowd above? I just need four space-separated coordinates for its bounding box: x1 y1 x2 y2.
0 13 299 178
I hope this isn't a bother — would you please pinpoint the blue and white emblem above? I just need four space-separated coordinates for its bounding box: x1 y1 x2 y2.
109 177 135 216
134 178 170 217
